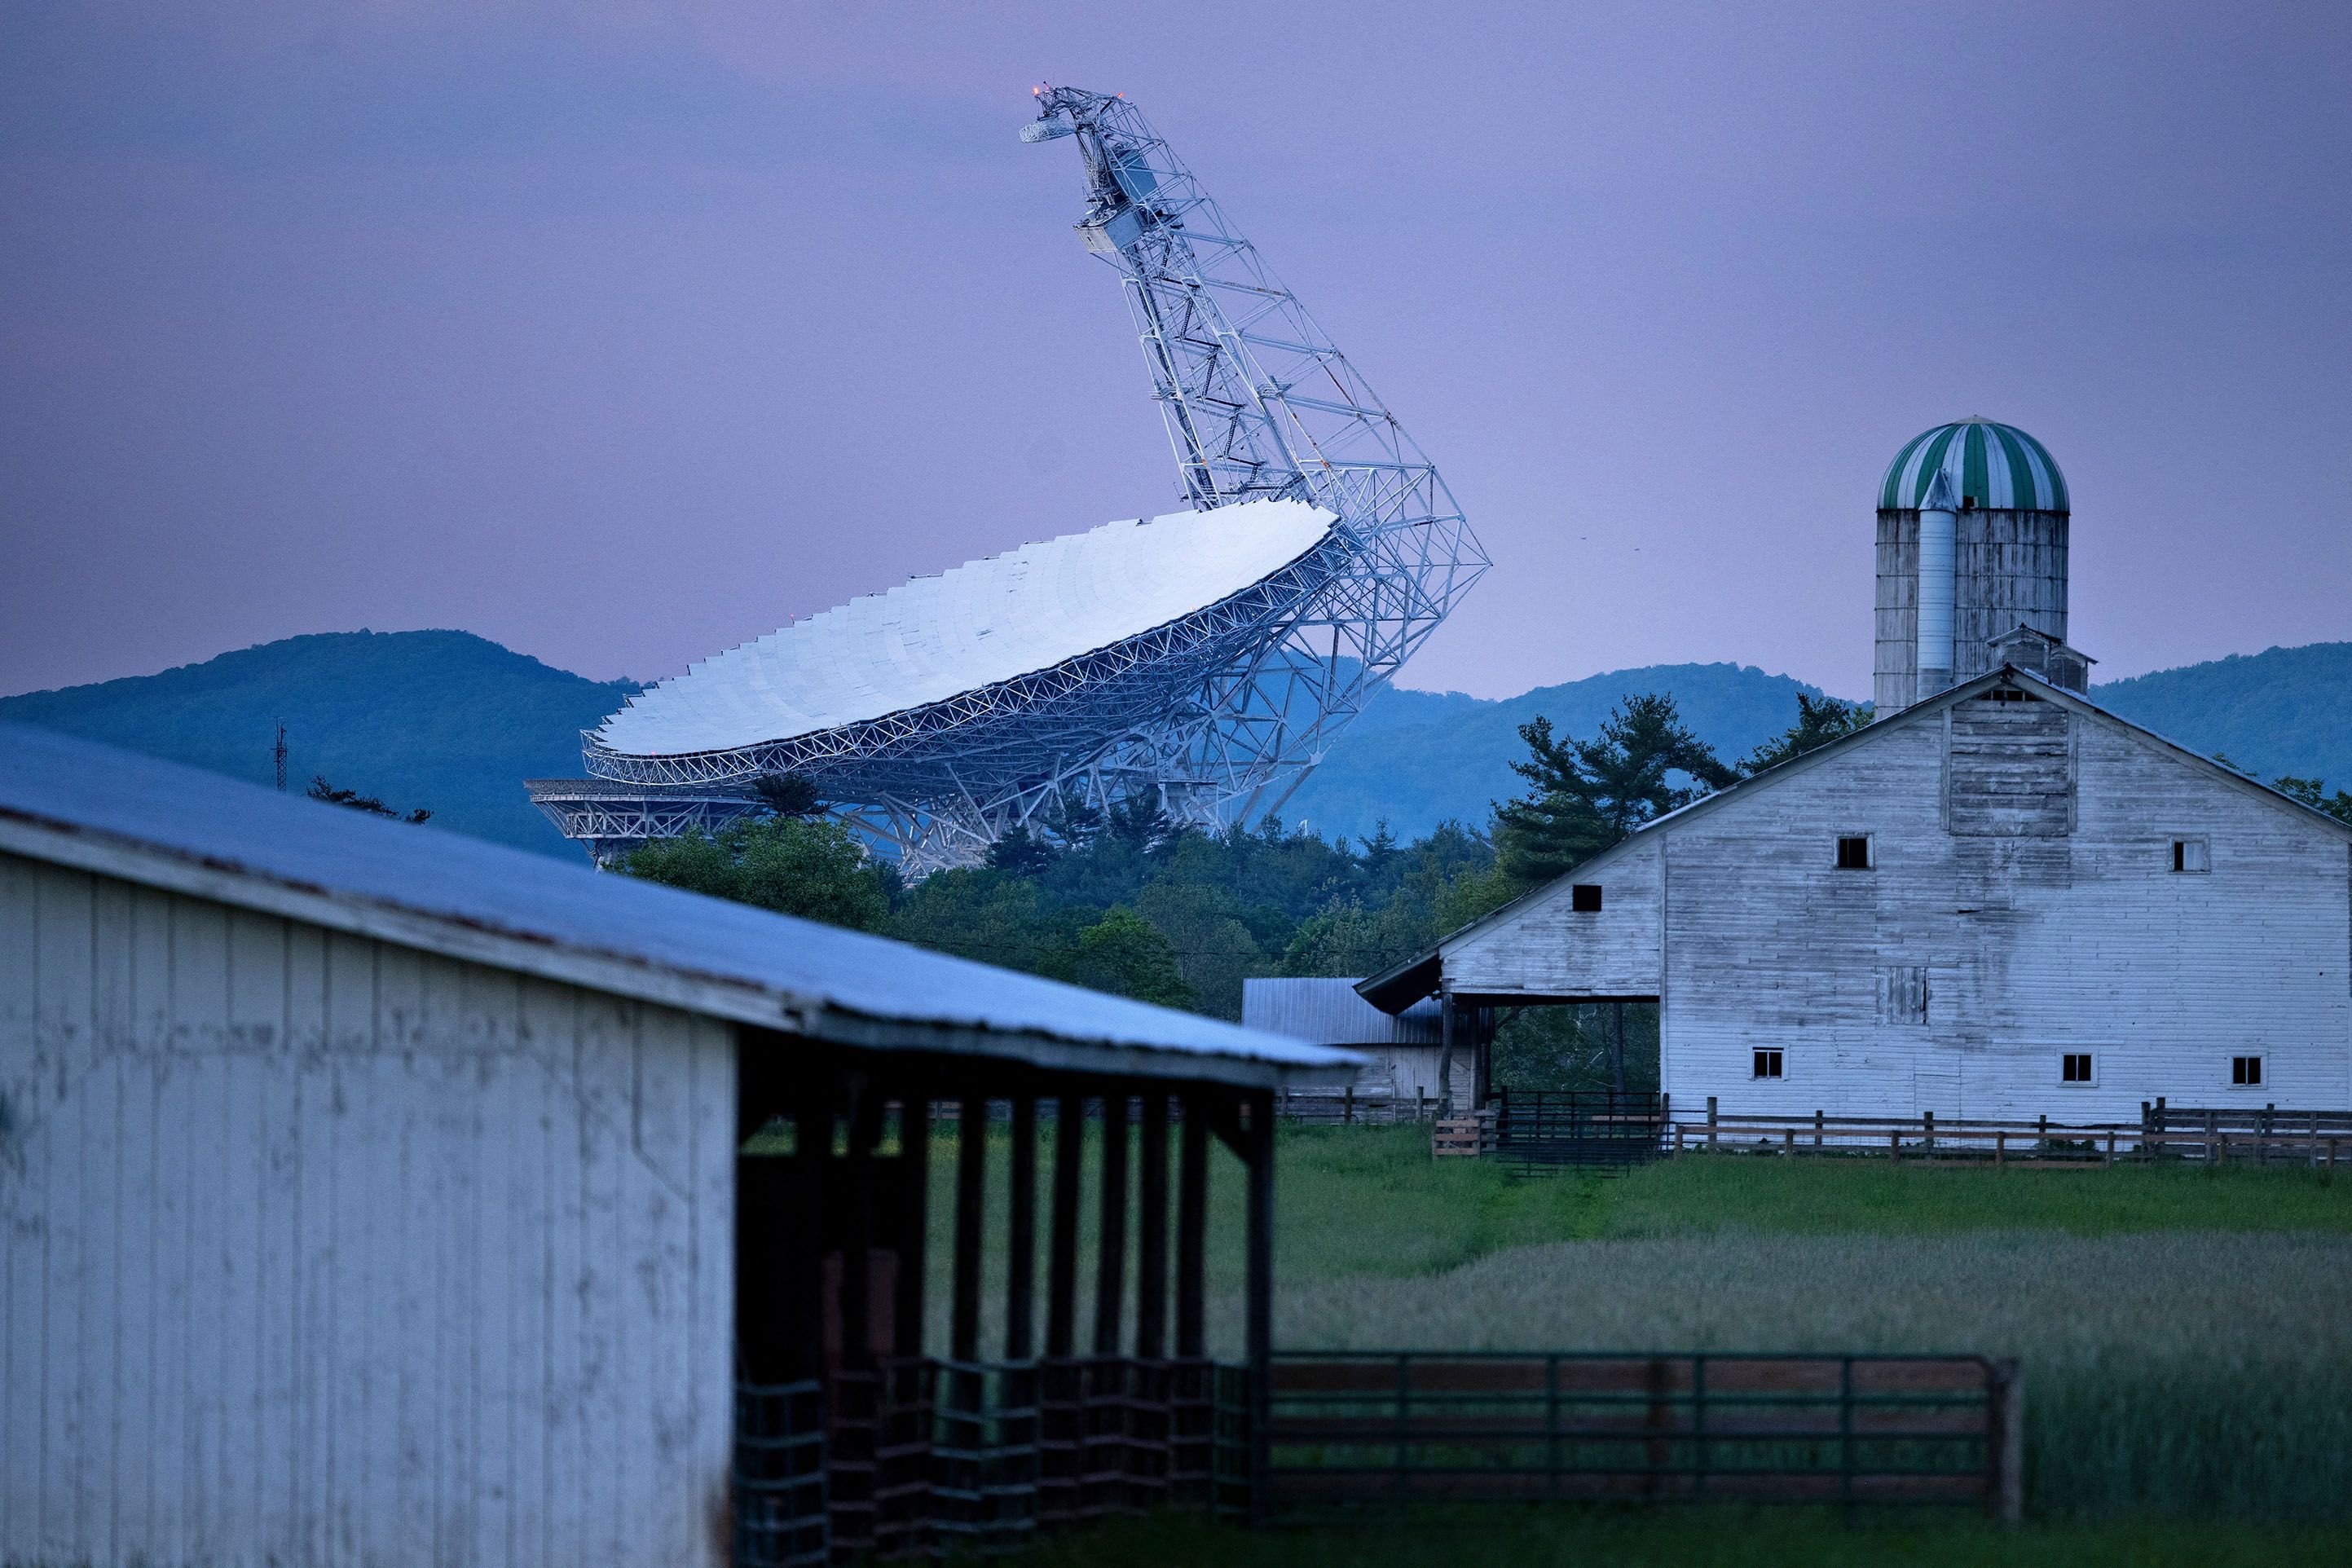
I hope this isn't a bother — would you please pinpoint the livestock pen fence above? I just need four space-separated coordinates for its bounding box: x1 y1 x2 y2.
737 1351 2022 1562
735 1357 1252 1565
1262 1352 2021 1522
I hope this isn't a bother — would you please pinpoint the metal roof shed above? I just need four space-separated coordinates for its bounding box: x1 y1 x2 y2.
0 725 1349 1566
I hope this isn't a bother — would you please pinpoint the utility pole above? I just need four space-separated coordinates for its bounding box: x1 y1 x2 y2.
273 722 288 792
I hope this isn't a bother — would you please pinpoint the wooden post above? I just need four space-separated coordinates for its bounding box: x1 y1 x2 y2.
1814 1108 1824 1148
842 1086 880 1372
2104 1128 2116 1165
1995 1130 2005 1167
1675 1123 1686 1155
1707 1095 1719 1149
1782 1127 1794 1156
1006 1095 1037 1363
1137 1092 1169 1361
2037 1113 2048 1149
1048 1093 1081 1359
2328 1137 2339 1173
895 1086 930 1359
1342 1085 1354 1126
1923 1108 1936 1151
1095 1091 1130 1356
1438 991 1456 1115
1177 1095 1208 1359
1889 1128 1901 1161
790 1090 830 1381
1244 1090 1275 1509
952 1095 987 1365
1988 1359 2024 1526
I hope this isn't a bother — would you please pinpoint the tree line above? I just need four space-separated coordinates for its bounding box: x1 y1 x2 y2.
622 689 1874 1023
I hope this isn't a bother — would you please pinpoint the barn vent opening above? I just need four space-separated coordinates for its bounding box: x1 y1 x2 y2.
1570 883 1603 912
2232 1055 2263 1086
1753 1048 1783 1079
2173 839 2209 873
2062 1052 2093 1084
1836 835 1872 870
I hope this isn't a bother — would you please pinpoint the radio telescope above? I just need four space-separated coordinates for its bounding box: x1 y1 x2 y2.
531 86 1487 874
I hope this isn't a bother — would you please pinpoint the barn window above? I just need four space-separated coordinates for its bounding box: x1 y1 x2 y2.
2232 1055 2263 1087
2172 839 2209 873
1835 835 1872 870
1570 883 1603 912
2061 1052 2094 1084
1986 688 2031 703
1753 1048 1784 1079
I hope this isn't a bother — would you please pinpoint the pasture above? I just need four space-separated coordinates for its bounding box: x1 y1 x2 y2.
910 1119 2352 1547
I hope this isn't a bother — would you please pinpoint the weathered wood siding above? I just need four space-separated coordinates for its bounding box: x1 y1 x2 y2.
1662 699 2351 1119
1445 838 1665 1000
1875 509 2069 711
0 851 737 1568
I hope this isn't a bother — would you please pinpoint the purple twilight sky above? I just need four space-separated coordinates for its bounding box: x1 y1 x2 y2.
3 1 2348 703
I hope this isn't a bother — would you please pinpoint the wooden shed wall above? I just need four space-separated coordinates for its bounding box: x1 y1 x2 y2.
1655 706 2352 1120
0 851 738 1568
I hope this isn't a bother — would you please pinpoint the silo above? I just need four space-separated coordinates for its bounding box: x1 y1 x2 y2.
1874 419 2070 711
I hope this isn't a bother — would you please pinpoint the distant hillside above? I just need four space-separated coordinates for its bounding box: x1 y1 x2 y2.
6 632 2343 861
0 631 637 857
2090 643 2352 786
1288 663 1827 843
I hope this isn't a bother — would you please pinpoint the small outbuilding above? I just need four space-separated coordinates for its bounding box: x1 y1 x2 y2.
1241 978 1443 1104
1361 670 2352 1122
0 724 1350 1567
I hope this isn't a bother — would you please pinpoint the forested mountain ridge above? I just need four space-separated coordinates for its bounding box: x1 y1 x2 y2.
0 631 638 857
5 632 2345 860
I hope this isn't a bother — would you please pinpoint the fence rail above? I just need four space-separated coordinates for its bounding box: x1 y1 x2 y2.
1275 1087 1438 1125
1669 1108 2349 1167
1263 1351 2019 1519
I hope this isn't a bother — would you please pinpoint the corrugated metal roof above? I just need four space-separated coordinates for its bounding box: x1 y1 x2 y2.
0 724 1355 1086
597 500 1335 757
1879 420 2068 513
1244 978 1441 1046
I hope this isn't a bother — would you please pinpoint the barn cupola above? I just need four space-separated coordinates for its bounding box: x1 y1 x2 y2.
1873 418 2072 711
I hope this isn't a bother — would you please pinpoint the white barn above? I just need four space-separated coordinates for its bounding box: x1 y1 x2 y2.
1360 670 2352 1121
0 723 1346 1568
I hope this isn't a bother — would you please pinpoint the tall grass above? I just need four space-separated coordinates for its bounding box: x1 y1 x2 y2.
887 1121 2352 1517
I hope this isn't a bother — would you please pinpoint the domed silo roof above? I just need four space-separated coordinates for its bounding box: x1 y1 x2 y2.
1879 419 2068 513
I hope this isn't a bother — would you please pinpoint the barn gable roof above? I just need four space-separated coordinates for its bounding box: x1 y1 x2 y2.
1358 667 2352 1012
0 723 1354 1086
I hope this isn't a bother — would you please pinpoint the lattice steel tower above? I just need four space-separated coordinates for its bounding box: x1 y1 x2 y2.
1015 84 1487 831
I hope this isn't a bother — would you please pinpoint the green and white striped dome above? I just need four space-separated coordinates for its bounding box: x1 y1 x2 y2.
1879 419 2068 513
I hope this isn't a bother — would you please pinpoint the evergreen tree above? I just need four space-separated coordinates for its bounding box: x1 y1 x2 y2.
1741 693 1873 773
984 825 1058 876
1493 694 1736 883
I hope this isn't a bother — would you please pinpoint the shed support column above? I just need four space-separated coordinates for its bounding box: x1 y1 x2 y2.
1006 1095 1037 1363
790 1087 832 1383
1138 1092 1169 1361
1048 1093 1082 1359
1095 1091 1130 1356
894 1084 929 1359
1244 1090 1275 1512
1176 1096 1208 1359
842 1085 881 1372
952 1095 988 1366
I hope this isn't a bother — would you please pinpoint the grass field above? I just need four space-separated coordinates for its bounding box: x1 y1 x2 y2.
872 1120 2352 1534
1020 1508 2352 1568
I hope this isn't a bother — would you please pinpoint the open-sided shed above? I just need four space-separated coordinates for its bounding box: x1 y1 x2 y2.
0 724 1350 1566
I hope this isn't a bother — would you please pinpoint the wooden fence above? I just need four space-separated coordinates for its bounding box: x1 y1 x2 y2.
1263 1351 2021 1520
1671 1102 2348 1167
1275 1087 1440 1125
